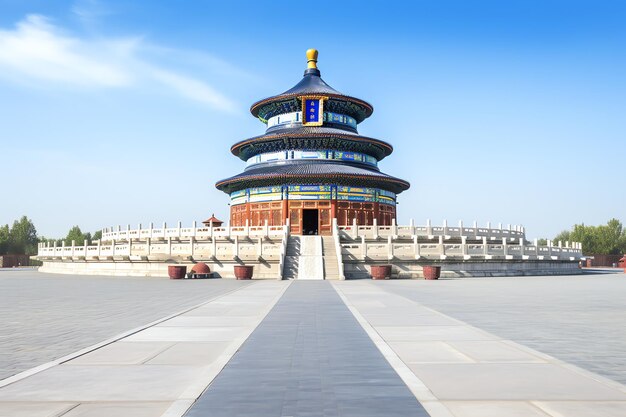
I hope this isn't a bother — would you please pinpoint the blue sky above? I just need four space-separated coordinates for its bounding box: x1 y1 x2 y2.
0 0 625 239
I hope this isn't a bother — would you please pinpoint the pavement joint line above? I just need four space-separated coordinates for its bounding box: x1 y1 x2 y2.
138 342 179 365
527 401 564 417
331 282 454 417
161 280 293 417
56 402 81 416
0 280 257 389
160 399 195 417
372 281 626 395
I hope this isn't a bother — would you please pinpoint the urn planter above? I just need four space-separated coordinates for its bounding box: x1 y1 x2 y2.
188 262 211 278
234 265 254 280
371 265 392 280
423 265 441 280
168 265 187 280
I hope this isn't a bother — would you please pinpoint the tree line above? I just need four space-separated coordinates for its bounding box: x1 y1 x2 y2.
0 216 102 256
3 216 624 257
552 218 626 256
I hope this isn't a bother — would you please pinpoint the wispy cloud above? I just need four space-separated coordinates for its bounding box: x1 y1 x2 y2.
72 0 113 28
0 14 239 111
150 69 236 112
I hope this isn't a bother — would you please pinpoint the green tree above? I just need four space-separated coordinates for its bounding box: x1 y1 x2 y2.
537 238 548 246
558 219 626 255
92 230 102 242
64 226 87 246
0 224 9 254
553 230 571 245
596 218 624 255
8 216 38 255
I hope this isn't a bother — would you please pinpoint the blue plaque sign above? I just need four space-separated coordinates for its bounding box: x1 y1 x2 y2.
301 96 327 126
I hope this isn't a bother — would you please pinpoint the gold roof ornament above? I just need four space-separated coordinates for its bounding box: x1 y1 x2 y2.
306 49 318 69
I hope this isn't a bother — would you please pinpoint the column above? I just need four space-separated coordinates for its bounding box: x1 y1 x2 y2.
439 235 445 257
373 218 379 240
361 236 367 260
414 235 420 259
461 235 467 258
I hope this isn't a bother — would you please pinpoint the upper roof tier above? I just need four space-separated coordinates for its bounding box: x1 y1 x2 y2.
250 49 374 124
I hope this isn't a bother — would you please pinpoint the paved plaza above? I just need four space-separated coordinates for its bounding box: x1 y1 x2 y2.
0 269 250 380
0 270 626 417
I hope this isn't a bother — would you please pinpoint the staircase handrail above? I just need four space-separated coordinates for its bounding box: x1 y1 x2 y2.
332 219 345 280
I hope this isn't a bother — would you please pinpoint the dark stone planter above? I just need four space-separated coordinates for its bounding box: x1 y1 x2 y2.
234 265 254 280
168 265 187 279
423 265 441 280
371 265 392 280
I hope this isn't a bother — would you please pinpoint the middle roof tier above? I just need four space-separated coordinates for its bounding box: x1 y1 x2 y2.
230 126 394 161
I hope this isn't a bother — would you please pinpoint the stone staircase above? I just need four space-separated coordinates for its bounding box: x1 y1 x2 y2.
282 236 301 279
321 236 341 280
281 235 342 280
297 236 324 280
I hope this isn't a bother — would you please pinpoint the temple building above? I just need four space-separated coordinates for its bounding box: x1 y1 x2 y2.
34 49 583 279
216 49 410 235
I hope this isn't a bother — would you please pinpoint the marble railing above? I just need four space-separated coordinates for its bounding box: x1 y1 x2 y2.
100 222 287 242
340 237 582 262
37 223 289 266
338 219 529 241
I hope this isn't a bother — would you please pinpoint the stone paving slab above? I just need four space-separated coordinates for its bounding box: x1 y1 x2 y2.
0 402 76 417
440 401 550 417
376 326 496 342
145 342 232 365
333 280 626 417
532 400 626 417
185 281 429 417
60 402 172 417
124 326 249 342
0 365 205 402
0 270 250 381
446 341 545 363
379 273 626 385
410 363 626 401
68 341 174 365
0 281 290 417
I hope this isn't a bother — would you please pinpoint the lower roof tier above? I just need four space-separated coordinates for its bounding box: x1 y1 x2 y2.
230 185 397 207
231 126 393 161
215 161 410 194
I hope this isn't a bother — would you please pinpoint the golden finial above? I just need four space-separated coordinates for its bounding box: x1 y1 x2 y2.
306 49 318 69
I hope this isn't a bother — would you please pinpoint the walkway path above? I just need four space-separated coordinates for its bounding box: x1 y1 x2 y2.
186 281 427 417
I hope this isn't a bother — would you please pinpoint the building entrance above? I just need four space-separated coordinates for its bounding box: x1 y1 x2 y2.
302 209 319 235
